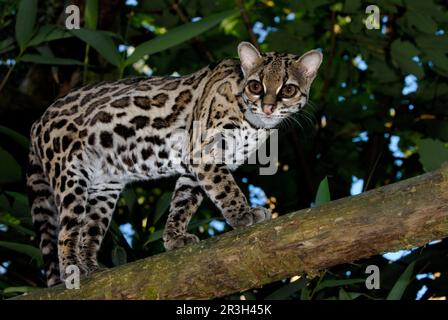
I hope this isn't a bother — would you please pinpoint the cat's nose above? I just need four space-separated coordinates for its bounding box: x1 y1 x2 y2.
262 104 275 115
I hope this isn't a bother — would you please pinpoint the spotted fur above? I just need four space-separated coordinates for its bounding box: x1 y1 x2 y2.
26 42 322 286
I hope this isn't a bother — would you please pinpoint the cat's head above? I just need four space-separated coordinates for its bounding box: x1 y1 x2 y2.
237 42 323 128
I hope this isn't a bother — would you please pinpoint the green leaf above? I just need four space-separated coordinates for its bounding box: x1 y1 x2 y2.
84 0 99 29
300 285 311 300
153 192 172 225
338 288 362 300
121 188 137 213
71 28 121 66
4 191 30 221
3 286 39 294
125 9 238 66
405 11 437 34
0 37 15 54
0 241 43 267
111 245 127 266
15 0 38 50
390 39 424 79
28 25 73 47
417 139 448 171
315 278 365 292
0 216 35 236
0 147 21 184
387 261 416 300
20 54 84 66
344 0 361 13
0 126 30 149
315 176 330 206
265 277 308 300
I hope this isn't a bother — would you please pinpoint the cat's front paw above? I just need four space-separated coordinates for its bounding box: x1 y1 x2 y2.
164 233 200 251
227 207 272 229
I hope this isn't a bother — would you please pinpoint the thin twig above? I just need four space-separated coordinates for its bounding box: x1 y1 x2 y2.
171 0 215 63
320 10 337 99
0 64 16 93
235 0 259 49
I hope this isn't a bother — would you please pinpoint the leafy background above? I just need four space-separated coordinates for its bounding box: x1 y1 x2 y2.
0 0 448 300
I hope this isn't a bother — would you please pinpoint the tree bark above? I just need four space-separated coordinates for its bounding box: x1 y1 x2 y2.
14 165 448 300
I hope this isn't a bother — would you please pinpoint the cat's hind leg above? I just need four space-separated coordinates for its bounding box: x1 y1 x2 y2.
54 164 90 281
163 175 205 250
78 181 123 273
27 147 60 287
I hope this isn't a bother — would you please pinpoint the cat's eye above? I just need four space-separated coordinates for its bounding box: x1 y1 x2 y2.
280 84 298 98
247 80 263 95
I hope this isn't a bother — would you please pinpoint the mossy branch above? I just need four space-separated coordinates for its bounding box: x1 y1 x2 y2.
14 165 448 300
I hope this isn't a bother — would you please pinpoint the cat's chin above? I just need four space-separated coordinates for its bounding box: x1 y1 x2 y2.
244 110 282 129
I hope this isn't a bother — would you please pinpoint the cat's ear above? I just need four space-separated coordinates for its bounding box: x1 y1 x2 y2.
238 42 262 76
297 50 323 77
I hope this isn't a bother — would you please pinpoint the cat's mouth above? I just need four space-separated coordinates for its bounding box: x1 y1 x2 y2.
244 108 286 129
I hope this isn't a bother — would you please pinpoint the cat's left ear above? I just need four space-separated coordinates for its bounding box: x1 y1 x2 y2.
297 50 323 77
238 42 262 76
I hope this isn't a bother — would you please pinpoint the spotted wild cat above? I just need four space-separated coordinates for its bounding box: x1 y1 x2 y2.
26 42 323 286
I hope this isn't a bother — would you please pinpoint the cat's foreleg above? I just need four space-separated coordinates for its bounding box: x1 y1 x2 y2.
190 162 271 229
163 174 205 250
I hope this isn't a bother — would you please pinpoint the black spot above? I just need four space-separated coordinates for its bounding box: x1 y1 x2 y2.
75 187 84 195
88 133 96 145
130 116 150 129
54 163 61 178
70 141 82 154
62 217 78 231
79 130 88 139
90 111 113 125
67 123 78 132
216 192 226 200
62 136 72 151
90 213 100 220
151 93 169 107
175 199 189 207
213 175 222 183
52 119 68 130
45 148 54 161
100 131 113 148
113 124 135 139
73 205 84 214
145 136 164 145
63 194 76 208
110 97 130 108
101 217 109 228
60 176 67 193
158 150 169 159
141 147 153 160
44 130 50 143
88 226 100 237
134 96 152 110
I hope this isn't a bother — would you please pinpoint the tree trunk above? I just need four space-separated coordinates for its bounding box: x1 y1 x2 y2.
14 165 448 300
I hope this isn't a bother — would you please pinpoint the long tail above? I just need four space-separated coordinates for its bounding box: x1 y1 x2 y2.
26 144 60 287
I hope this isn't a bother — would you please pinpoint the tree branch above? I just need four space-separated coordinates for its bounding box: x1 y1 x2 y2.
14 165 448 300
